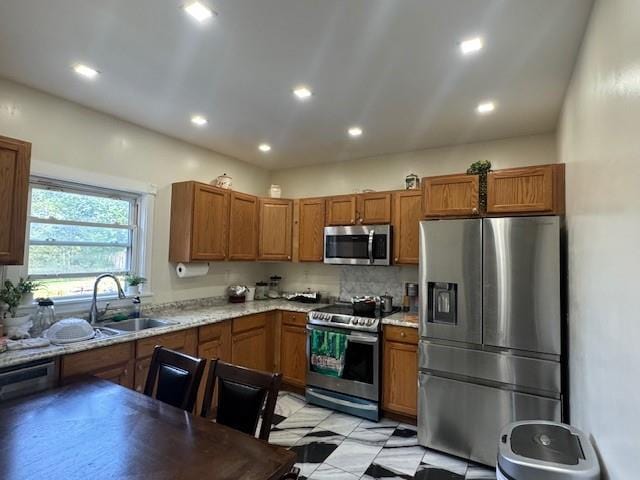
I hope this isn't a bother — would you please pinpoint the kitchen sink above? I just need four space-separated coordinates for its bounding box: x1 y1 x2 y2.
102 318 178 332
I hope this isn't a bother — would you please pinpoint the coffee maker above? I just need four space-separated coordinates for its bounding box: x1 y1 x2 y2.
405 282 419 315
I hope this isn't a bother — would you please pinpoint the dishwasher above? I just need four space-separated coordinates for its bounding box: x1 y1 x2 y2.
0 359 58 402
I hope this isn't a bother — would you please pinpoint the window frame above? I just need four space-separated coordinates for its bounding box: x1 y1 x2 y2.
8 174 154 307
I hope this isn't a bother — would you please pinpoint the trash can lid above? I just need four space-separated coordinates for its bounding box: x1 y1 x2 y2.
510 423 583 465
498 421 601 480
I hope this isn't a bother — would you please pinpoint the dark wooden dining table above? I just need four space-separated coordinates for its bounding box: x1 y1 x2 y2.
0 377 296 480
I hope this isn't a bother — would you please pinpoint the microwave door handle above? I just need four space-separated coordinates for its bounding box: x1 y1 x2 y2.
368 230 374 264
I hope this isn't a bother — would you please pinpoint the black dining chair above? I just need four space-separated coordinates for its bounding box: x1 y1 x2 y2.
143 346 206 412
200 359 282 441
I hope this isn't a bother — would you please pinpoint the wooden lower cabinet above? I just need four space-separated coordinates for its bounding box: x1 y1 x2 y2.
231 313 270 372
134 328 198 393
60 342 135 389
197 321 232 416
382 325 418 417
279 312 308 387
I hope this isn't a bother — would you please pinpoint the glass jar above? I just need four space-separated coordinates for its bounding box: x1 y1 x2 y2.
255 282 268 300
30 298 55 338
268 276 282 299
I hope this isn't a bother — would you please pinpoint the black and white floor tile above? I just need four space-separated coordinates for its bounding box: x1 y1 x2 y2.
272 392 496 480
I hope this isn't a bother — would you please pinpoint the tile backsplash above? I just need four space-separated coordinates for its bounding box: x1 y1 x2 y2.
339 265 408 301
268 263 418 303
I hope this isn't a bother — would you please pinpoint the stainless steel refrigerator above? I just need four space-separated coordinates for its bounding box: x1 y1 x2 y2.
418 216 563 467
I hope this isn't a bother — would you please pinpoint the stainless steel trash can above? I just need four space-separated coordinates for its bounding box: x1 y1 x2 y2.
497 421 600 480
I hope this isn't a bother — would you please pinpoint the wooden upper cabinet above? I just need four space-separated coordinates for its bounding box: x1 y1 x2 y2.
298 198 326 262
358 192 391 224
392 191 422 264
258 198 293 261
487 164 565 215
0 135 31 265
423 173 480 218
228 191 258 261
326 195 357 225
169 181 229 263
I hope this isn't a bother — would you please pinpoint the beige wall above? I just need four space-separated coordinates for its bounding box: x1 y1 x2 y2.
0 78 270 303
269 133 557 297
270 133 557 198
0 78 560 307
559 0 640 478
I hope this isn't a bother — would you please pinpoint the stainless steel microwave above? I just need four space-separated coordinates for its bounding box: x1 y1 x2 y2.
323 225 392 265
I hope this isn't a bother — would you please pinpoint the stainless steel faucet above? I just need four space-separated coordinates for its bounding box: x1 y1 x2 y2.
89 274 126 325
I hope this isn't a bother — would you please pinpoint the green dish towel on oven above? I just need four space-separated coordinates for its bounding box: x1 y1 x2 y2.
310 329 348 377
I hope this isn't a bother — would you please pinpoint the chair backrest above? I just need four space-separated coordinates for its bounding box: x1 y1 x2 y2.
200 359 282 441
143 346 206 412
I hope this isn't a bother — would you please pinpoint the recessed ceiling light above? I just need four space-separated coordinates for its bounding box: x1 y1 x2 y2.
477 101 496 114
191 115 208 126
293 86 313 100
348 126 363 137
184 2 215 22
258 143 272 152
73 63 99 79
460 37 484 55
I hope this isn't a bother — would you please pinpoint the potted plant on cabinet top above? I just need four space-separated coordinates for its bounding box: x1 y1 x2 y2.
124 274 147 296
0 279 34 331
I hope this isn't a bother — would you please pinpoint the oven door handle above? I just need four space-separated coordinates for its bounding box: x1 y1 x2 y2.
346 334 378 344
305 326 378 344
368 230 374 264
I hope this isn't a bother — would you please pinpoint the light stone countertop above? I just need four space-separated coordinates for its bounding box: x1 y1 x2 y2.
0 300 420 369
381 311 420 329
0 300 325 369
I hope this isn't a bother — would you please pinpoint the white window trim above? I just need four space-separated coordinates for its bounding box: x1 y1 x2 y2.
6 161 156 315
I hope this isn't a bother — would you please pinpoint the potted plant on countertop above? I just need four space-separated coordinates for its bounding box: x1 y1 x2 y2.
124 274 147 296
17 277 40 306
0 279 34 333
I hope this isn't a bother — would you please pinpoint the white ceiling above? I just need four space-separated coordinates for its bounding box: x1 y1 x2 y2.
0 0 593 169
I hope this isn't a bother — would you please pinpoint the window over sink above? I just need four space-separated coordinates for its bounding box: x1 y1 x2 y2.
25 177 144 300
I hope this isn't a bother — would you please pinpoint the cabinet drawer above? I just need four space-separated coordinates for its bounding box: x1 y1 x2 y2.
199 321 230 343
61 342 134 379
384 325 419 345
281 311 307 327
136 328 197 359
232 313 267 334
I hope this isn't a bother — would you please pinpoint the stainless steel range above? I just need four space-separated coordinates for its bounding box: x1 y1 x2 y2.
305 302 397 421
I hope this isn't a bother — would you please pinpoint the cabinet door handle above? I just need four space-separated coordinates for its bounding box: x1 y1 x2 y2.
400 332 406 337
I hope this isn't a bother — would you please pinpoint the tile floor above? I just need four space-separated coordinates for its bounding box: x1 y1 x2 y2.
271 392 496 480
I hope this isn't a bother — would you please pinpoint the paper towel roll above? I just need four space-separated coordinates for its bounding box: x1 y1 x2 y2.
176 262 209 278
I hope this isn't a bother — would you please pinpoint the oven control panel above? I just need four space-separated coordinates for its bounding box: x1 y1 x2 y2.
308 312 380 332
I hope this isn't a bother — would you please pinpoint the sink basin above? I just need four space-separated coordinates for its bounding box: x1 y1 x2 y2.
102 318 178 332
